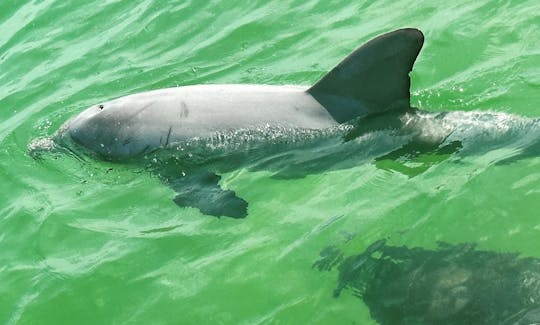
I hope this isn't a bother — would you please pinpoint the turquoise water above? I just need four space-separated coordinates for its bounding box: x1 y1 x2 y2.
1 1 540 324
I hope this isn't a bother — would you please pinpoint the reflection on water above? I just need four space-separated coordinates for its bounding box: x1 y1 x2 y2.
314 240 540 324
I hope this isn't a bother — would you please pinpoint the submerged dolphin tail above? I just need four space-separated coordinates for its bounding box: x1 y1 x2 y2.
308 28 424 123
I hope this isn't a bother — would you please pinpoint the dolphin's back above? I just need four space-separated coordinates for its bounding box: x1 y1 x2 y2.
155 84 334 132
69 84 336 157
111 84 336 138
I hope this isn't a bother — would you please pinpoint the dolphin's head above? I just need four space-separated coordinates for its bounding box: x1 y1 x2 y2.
62 99 151 160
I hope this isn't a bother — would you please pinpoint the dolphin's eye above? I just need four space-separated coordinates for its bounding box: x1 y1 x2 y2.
98 104 104 110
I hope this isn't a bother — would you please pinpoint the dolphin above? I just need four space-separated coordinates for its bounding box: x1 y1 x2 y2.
52 27 538 219
55 28 425 218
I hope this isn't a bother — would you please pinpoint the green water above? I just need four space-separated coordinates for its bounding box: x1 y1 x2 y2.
1 1 539 324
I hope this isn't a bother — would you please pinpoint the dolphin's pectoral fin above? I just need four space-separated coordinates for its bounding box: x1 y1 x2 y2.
165 171 248 219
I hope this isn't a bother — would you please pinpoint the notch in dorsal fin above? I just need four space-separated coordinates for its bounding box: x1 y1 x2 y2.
308 28 424 123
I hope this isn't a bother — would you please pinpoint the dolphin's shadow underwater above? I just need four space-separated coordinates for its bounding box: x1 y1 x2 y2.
34 28 539 218
314 240 540 325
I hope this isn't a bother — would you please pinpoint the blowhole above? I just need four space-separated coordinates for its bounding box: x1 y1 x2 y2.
98 104 104 110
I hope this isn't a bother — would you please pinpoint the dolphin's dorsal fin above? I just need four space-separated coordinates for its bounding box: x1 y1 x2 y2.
308 28 424 123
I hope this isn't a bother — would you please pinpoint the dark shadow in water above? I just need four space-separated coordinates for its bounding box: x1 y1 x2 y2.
314 240 540 325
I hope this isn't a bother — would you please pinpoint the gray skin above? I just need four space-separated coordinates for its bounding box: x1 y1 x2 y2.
66 84 337 158
62 28 425 160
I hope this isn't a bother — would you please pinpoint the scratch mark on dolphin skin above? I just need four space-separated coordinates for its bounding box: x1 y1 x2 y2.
180 101 189 119
165 126 173 147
